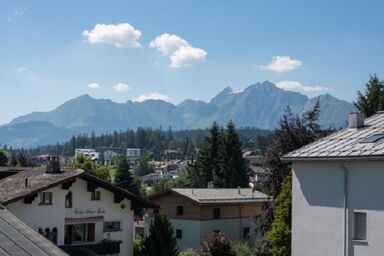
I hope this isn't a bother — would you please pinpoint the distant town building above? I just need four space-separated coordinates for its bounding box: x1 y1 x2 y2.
126 148 141 159
75 149 100 161
164 149 183 161
243 151 269 184
145 188 269 251
283 113 384 256
0 156 155 256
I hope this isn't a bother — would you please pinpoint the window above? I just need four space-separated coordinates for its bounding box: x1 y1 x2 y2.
353 212 367 241
40 192 52 205
213 208 221 219
176 229 183 239
87 223 95 242
177 206 183 216
361 133 384 143
44 228 51 239
65 191 72 208
72 224 86 242
243 227 250 239
91 191 101 201
104 221 121 232
51 227 58 245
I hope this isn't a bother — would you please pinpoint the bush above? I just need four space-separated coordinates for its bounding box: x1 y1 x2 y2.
179 248 199 256
231 241 255 256
134 236 144 256
201 231 235 256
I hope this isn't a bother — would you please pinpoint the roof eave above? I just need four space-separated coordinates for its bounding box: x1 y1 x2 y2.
281 155 384 162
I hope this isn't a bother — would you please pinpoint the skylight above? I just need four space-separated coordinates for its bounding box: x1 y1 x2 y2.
360 133 384 143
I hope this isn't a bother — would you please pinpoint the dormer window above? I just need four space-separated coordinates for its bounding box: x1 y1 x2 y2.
91 191 101 201
39 192 52 205
65 191 72 208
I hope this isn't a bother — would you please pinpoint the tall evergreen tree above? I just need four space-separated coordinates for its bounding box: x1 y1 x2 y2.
115 157 140 195
0 150 8 166
355 74 384 117
142 214 179 256
217 121 248 188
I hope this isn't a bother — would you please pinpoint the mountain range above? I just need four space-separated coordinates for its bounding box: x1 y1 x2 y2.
0 81 356 148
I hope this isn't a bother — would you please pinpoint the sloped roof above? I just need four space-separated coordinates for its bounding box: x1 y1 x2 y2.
0 205 68 255
148 188 269 205
0 167 156 208
282 112 384 161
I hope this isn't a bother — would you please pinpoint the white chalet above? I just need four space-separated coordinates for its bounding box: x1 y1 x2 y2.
0 156 154 256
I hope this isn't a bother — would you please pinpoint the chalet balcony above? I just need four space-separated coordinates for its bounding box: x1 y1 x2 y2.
61 239 121 256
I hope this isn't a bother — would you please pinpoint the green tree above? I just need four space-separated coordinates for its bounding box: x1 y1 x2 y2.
190 121 248 188
255 102 328 255
0 150 8 166
69 154 94 172
201 231 235 256
217 121 248 188
355 74 384 117
142 214 178 256
135 152 154 176
266 173 292 256
115 157 141 195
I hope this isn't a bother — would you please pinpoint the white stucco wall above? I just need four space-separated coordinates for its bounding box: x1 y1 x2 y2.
7 178 135 256
292 160 384 256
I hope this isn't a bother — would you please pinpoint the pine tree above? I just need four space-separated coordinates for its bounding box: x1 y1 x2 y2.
0 150 8 166
355 74 384 117
217 121 248 188
142 214 179 256
115 157 140 195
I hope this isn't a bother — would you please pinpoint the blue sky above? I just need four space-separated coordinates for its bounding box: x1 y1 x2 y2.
1 0 383 124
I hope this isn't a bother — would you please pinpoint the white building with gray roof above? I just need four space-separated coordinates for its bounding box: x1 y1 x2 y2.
283 112 384 256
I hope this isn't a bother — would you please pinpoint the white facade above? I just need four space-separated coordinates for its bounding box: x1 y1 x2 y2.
7 178 134 256
75 148 100 161
292 161 384 256
127 148 141 159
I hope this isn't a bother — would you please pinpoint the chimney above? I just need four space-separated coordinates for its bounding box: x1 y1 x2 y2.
207 181 214 189
46 155 61 174
25 178 28 187
348 113 364 129
238 186 241 194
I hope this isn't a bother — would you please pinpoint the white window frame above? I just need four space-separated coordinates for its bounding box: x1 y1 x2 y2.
39 192 52 205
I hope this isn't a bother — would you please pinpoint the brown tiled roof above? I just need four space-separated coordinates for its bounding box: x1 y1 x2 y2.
282 112 384 161
0 167 83 205
0 167 156 209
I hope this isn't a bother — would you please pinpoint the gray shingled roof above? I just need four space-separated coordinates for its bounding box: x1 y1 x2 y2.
151 188 269 204
0 205 68 255
283 112 384 160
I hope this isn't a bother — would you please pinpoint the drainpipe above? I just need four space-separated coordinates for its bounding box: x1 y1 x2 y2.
239 205 243 240
340 163 349 256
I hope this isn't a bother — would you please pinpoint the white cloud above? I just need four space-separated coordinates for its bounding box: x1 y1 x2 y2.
262 56 302 73
87 82 100 89
276 80 331 93
134 92 170 102
149 33 207 68
82 23 142 48
17 67 28 72
112 83 131 92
